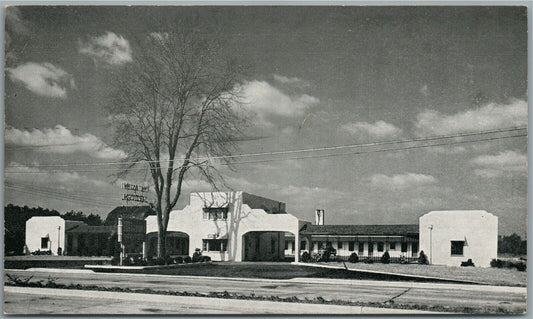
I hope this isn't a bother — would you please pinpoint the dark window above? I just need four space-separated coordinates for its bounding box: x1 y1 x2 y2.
202 239 228 252
368 242 374 256
203 208 228 221
301 241 307 250
401 242 408 252
349 241 355 251
41 237 48 249
377 242 384 252
358 242 364 253
285 241 289 250
271 238 276 253
451 241 464 255
337 242 343 249
412 242 419 255
389 242 396 250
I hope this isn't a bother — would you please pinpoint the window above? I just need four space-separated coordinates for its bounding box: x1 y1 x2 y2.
202 239 228 252
41 237 48 249
301 241 306 250
337 242 343 250
358 242 364 253
368 242 374 256
451 241 464 255
349 241 355 251
285 241 289 250
377 242 384 252
389 242 396 250
203 208 228 221
401 242 408 252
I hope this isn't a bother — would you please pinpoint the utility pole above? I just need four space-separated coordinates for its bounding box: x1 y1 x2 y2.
428 224 433 264
57 226 61 255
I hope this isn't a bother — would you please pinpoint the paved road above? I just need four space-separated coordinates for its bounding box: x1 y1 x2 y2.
4 269 527 314
4 286 444 315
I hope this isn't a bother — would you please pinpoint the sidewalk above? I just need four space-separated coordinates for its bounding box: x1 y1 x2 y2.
4 286 446 315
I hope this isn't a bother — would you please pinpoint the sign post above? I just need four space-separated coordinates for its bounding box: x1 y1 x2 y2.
118 217 124 266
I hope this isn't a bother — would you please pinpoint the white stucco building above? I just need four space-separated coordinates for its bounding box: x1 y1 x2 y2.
419 210 498 267
145 192 301 262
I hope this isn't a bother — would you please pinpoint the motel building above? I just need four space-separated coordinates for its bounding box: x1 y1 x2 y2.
26 191 499 267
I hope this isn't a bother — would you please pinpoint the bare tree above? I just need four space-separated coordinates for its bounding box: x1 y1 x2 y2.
107 25 246 259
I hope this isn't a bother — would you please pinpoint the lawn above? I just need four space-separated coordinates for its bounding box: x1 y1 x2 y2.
331 262 527 287
91 261 526 286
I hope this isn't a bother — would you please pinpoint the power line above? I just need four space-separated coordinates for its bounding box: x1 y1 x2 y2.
5 126 527 169
5 185 119 208
4 132 526 174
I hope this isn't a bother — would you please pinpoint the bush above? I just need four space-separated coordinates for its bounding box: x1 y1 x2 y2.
200 255 211 262
460 259 475 267
381 251 391 264
301 251 311 262
192 248 202 263
490 258 526 271
175 256 184 264
364 258 374 264
348 252 359 263
184 256 192 263
418 250 428 265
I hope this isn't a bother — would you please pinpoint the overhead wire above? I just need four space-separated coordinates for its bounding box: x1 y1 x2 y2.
4 131 527 174
5 126 527 169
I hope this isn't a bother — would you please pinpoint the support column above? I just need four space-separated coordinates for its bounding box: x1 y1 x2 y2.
294 229 300 263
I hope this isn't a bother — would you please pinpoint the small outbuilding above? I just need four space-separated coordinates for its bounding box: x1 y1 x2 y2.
419 210 498 267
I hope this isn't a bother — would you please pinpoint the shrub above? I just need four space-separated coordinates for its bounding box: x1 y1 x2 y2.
175 256 184 264
301 251 311 262
184 256 192 263
381 251 391 264
460 259 475 267
348 252 359 263
490 258 527 271
192 248 203 263
201 255 211 262
364 258 374 264
418 250 428 265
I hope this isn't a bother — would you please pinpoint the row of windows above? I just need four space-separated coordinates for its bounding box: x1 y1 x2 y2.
202 208 228 221
285 241 413 253
202 239 228 252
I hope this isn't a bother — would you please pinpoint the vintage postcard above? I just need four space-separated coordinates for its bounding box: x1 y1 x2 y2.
3 5 528 315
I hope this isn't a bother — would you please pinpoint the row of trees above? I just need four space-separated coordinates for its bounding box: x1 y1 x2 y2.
498 234 527 255
4 204 103 255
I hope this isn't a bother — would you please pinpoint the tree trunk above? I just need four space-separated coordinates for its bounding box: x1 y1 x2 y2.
157 227 166 261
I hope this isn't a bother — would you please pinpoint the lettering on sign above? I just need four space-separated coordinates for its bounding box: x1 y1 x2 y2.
121 182 149 193
122 194 147 203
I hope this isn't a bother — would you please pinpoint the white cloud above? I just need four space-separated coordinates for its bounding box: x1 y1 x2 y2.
415 99 527 136
420 84 429 97
237 80 319 127
471 150 527 178
5 125 127 159
369 173 437 190
79 32 132 65
7 62 72 98
5 162 111 190
341 120 402 139
272 74 309 87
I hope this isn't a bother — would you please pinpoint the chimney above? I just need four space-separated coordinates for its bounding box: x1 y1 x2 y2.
315 209 325 225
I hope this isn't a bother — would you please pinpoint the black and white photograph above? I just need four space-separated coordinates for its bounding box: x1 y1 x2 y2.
3 4 528 315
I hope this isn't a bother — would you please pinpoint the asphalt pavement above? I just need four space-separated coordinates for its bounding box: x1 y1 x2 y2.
3 268 527 315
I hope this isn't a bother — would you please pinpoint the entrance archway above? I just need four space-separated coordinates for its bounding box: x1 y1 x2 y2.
147 231 190 258
242 231 296 261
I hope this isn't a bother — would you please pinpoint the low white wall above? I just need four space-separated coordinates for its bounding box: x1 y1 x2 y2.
419 210 498 267
26 216 66 255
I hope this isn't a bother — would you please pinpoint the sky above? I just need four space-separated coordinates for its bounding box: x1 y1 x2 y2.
4 6 528 237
